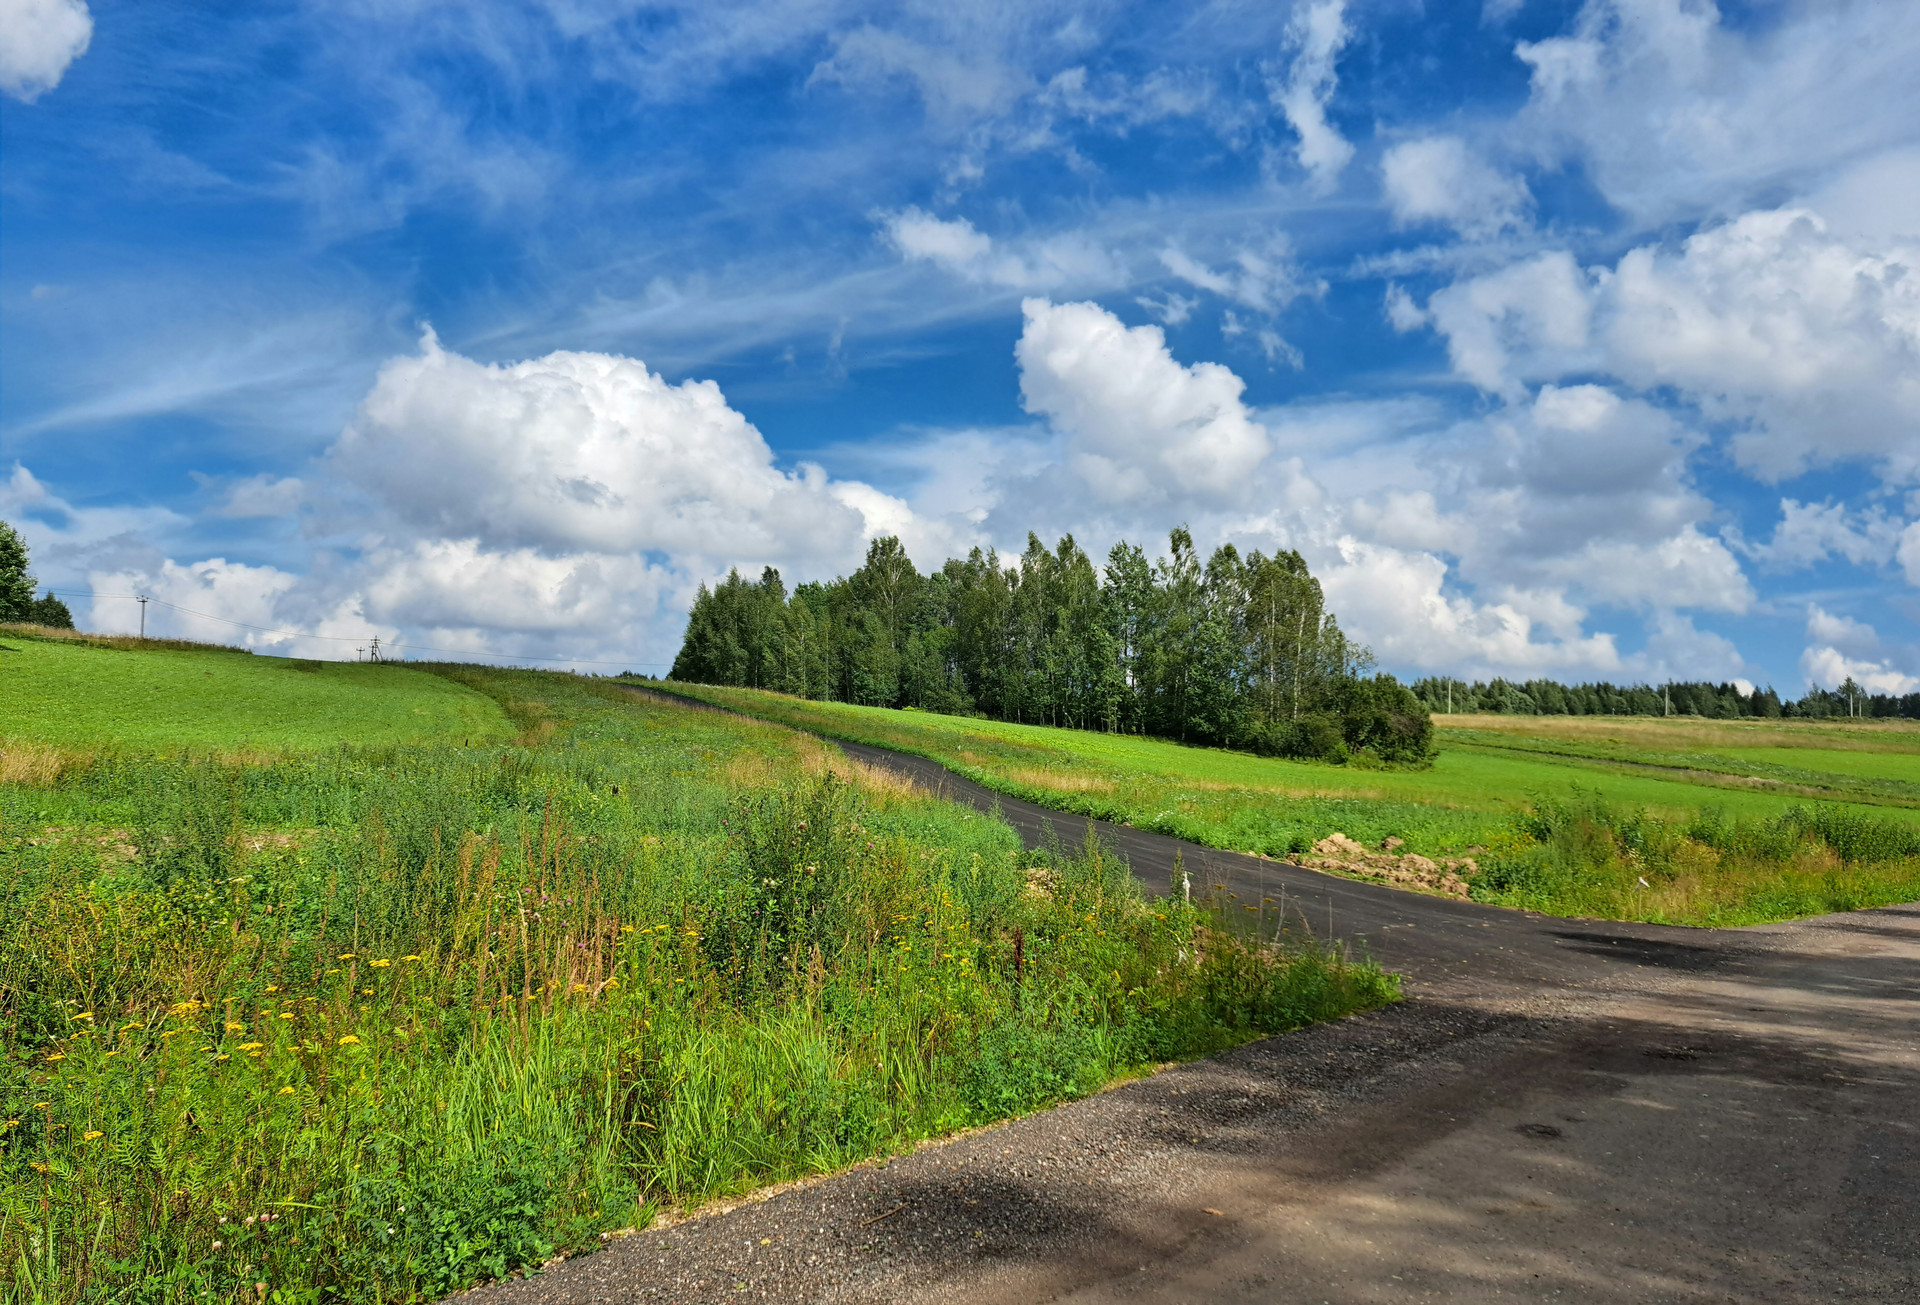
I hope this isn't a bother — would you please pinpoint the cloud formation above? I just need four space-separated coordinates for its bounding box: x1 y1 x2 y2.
0 0 91 103
1271 0 1353 192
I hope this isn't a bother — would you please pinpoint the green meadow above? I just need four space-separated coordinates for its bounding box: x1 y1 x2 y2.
0 649 1391 1303
0 631 512 754
652 684 1920 926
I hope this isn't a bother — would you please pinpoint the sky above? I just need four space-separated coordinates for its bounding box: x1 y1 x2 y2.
2 0 1917 691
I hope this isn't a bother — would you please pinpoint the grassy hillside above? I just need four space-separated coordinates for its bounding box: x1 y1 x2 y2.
0 633 511 753
1 662 1390 1303
652 683 1920 926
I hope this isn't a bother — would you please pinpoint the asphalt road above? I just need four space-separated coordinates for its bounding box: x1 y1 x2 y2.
461 696 1919 1304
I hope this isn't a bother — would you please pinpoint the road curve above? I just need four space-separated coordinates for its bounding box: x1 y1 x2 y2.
458 688 1920 1304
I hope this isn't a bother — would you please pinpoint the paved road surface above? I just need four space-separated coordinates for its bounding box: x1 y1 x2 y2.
461 697 1919 1304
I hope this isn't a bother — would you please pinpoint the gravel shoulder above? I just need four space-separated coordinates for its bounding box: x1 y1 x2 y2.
456 726 1920 1305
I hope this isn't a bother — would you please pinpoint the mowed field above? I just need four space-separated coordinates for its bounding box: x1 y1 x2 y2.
655 684 1920 925
0 632 513 753
0 645 1389 1303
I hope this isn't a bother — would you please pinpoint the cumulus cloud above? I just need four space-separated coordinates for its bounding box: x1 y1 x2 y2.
1418 208 1920 478
1318 536 1621 676
1380 135 1532 239
58 332 929 665
1600 210 1920 480
0 0 91 103
1424 252 1592 396
333 328 891 568
1015 298 1270 502
1511 0 1920 225
1270 0 1353 192
1799 605 1917 694
1740 499 1905 572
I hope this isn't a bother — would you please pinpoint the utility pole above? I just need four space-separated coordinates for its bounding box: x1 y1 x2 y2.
137 595 148 640
369 636 381 663
355 647 365 662
1664 683 1671 717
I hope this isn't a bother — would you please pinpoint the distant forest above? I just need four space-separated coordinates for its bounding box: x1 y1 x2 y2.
1411 676 1918 721
669 529 1435 765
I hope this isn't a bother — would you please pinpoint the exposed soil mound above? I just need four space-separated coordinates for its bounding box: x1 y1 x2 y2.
1292 831 1474 898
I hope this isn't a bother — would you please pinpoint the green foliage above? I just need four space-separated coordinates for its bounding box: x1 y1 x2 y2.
1472 789 1920 923
0 520 34 623
0 637 513 752
659 684 1920 927
1414 673 1918 722
667 528 1429 766
0 666 1392 1303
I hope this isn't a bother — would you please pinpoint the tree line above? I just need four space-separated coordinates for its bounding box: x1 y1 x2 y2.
669 529 1435 765
0 520 75 628
1410 676 1918 721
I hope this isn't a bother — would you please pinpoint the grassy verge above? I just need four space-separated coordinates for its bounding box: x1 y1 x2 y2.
0 632 512 754
1 667 1394 1302
651 683 1920 926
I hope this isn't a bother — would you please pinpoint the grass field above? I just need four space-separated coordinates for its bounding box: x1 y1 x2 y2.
0 632 512 754
0 655 1391 1302
652 684 1920 926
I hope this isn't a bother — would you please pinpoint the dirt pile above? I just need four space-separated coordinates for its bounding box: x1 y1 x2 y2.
1292 831 1475 898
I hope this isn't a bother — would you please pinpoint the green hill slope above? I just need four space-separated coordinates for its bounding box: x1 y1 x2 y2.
0 633 511 751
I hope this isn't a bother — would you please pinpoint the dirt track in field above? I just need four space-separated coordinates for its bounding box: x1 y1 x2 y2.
458 698 1920 1304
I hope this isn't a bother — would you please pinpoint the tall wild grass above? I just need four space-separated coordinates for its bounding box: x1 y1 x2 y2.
1 669 1394 1302
1471 787 1920 924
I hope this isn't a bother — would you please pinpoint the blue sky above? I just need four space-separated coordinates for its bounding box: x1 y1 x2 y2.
3 0 1917 690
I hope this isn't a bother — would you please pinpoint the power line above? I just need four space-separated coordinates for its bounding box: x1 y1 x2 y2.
39 590 674 667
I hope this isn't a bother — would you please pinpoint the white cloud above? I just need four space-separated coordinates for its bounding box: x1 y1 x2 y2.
333 328 890 568
879 207 1118 290
1270 0 1353 192
204 474 308 520
1381 135 1532 239
1799 605 1917 694
1158 239 1321 315
1741 499 1904 572
1420 208 1920 479
1424 252 1592 396
0 0 91 103
1511 0 1920 226
1015 297 1270 503
1600 209 1920 480
1318 537 1621 676
1902 522 1920 587
811 24 1031 123
1383 284 1427 333
1805 604 1880 656
86 557 298 648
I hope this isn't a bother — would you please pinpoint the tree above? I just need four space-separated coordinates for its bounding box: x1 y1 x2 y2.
0 520 35 623
29 593 75 628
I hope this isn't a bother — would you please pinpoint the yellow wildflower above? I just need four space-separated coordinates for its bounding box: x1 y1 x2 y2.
72 1011 94 1021
120 1021 145 1031
238 1042 264 1052
337 1035 361 1046
83 1130 103 1141
402 954 421 961
225 1023 245 1032
44 1053 65 1063
216 1054 230 1061
278 1013 294 1020
337 953 355 960
264 985 279 993
370 959 391 968
620 924 635 933
278 1086 296 1095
